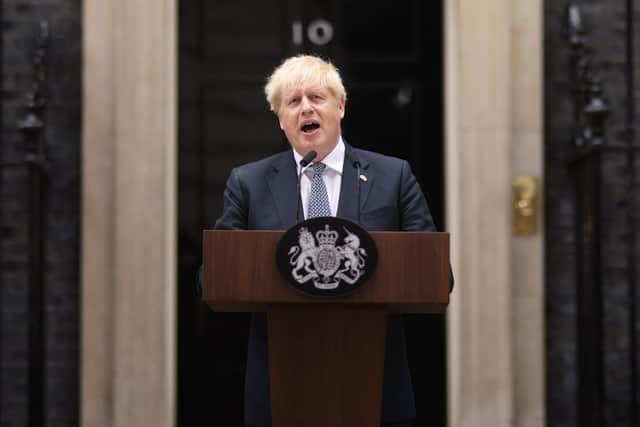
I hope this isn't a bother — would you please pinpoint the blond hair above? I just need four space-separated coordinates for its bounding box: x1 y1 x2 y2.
264 55 347 113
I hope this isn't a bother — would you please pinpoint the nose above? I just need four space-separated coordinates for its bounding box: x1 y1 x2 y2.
301 96 313 114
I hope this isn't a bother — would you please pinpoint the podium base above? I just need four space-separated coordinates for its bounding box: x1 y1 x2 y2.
268 305 386 427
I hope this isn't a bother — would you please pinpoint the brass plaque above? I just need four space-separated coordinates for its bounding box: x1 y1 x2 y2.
513 176 539 235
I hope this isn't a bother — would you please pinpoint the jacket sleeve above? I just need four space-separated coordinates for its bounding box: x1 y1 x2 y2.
214 167 249 230
398 160 436 232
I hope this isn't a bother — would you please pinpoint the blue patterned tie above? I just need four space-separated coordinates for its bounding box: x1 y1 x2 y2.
307 162 331 218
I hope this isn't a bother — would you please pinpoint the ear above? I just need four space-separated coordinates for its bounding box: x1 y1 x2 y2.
276 111 285 130
338 99 345 119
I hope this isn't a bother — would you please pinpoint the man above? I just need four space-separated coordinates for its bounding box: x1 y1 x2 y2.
214 55 440 427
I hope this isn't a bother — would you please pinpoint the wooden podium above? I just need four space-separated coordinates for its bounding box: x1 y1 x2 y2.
202 230 449 427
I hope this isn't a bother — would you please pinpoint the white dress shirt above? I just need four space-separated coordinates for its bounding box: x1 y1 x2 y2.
293 137 345 218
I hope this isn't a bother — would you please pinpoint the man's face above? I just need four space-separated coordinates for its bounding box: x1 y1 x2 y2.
277 83 345 161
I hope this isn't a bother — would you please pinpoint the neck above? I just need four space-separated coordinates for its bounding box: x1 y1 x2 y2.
315 138 341 161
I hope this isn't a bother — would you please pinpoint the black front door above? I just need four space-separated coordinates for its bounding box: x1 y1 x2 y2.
178 1 444 425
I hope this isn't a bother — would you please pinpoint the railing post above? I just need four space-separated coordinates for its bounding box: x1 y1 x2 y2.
16 20 50 427
565 4 610 426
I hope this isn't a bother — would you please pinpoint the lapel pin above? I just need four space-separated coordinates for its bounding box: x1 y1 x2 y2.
359 174 368 182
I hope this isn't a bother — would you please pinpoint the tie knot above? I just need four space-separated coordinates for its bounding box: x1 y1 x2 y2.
310 162 326 176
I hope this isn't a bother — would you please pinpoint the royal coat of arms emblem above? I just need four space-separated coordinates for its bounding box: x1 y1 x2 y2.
276 217 378 297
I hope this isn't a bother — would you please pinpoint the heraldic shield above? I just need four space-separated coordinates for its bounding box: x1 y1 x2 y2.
276 217 378 297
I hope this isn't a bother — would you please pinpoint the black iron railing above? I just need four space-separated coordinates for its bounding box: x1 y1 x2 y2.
565 3 637 426
0 21 50 427
566 5 607 425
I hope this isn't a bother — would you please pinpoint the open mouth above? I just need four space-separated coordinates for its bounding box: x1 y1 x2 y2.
301 122 320 133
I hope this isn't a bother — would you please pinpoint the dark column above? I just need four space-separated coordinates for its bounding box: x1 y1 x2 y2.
564 4 638 426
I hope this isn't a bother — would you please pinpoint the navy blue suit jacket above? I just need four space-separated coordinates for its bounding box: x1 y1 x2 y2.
213 144 437 425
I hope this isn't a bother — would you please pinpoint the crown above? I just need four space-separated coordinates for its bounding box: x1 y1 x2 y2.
316 225 338 246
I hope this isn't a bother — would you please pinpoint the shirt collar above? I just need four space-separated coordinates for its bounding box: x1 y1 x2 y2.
293 137 345 175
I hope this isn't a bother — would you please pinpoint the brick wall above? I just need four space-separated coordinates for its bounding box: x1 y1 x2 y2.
1 1 81 426
544 1 640 426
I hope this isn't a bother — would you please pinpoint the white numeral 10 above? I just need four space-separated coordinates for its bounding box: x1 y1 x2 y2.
292 19 334 46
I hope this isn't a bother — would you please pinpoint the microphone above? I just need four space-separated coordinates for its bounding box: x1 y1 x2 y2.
345 149 363 224
296 150 317 222
300 150 317 167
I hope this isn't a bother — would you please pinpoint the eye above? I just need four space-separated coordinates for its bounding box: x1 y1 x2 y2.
287 97 300 106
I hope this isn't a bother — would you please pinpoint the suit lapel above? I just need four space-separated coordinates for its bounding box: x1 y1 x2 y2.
268 145 373 227
337 145 373 222
267 151 300 229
